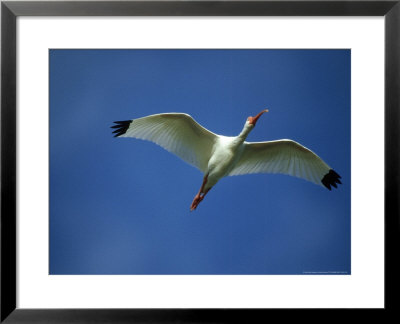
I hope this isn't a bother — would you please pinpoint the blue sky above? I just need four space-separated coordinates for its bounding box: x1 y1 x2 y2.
49 49 350 275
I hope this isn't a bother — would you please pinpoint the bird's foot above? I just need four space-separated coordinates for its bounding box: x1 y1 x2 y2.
190 194 204 211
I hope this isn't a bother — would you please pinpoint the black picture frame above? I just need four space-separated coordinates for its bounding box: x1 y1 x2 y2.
1 0 399 322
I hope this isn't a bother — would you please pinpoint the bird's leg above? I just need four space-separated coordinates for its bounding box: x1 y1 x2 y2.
190 174 210 211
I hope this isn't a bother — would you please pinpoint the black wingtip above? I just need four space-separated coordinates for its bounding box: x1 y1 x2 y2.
111 120 132 137
321 169 342 190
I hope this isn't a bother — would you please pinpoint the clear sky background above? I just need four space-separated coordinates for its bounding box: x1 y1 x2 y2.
49 49 350 275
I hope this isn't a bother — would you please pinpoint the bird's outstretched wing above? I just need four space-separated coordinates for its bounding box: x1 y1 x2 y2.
229 139 341 190
111 113 218 172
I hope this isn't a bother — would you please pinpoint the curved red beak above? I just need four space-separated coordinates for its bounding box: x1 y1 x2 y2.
249 109 269 125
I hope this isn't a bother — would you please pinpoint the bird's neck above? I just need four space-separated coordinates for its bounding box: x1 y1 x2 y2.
233 125 253 145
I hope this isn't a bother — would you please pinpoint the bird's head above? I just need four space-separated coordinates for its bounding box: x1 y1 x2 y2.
247 109 269 127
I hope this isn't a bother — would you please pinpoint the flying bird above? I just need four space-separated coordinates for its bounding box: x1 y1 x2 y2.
111 110 341 211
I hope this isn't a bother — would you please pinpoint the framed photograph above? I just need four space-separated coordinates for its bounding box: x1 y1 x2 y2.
1 0 399 322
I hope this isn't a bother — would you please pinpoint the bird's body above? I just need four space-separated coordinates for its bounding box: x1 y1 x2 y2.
112 110 341 210
206 135 244 190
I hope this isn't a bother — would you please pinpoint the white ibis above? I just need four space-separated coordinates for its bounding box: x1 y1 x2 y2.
112 110 341 211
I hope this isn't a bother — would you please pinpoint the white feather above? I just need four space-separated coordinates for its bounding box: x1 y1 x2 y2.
229 139 330 186
119 113 218 172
